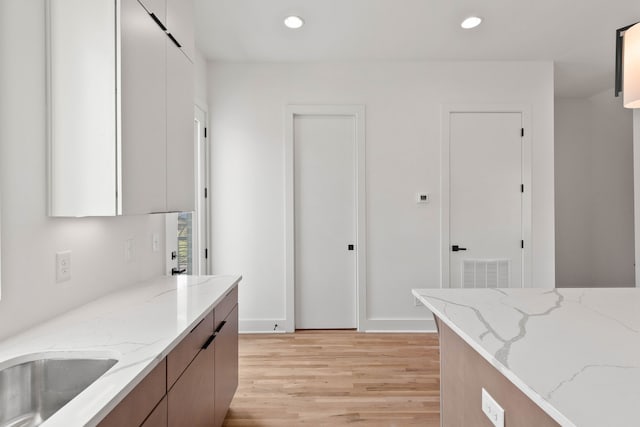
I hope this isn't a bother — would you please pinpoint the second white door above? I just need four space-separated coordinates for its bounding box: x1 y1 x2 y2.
294 114 357 329
449 112 523 288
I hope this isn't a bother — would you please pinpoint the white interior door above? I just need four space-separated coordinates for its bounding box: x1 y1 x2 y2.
449 112 523 288
294 115 357 329
165 106 208 276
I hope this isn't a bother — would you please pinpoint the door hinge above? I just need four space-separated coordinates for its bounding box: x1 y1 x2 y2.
521 128 524 137
204 188 208 198
204 127 207 138
521 184 524 193
205 248 208 259
521 240 524 249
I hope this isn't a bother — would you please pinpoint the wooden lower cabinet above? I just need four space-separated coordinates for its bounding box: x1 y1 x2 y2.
438 318 559 426
97 360 167 427
141 397 167 427
100 286 239 427
214 304 239 427
168 341 215 426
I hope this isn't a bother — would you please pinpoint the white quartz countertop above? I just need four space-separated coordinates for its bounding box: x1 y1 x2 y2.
0 274 241 427
412 288 640 427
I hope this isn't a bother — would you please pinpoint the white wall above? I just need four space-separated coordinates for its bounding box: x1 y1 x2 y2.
208 61 555 332
0 1 208 340
555 90 635 287
634 110 640 286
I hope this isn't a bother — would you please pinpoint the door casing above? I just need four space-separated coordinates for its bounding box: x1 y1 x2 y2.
284 105 366 332
440 105 532 288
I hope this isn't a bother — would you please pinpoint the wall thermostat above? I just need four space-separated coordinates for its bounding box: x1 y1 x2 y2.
416 193 430 204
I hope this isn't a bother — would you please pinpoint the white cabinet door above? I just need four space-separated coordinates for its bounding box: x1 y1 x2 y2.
120 0 167 214
166 43 195 212
137 0 166 24
166 0 194 61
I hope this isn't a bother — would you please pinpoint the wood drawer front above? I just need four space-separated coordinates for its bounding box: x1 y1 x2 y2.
167 310 214 388
214 286 238 326
141 396 167 427
98 359 167 427
214 304 238 427
168 342 215 427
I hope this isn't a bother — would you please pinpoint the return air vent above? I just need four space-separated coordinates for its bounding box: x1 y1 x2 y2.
462 259 510 288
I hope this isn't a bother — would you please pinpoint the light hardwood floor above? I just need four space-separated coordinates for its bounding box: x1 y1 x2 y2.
223 330 440 426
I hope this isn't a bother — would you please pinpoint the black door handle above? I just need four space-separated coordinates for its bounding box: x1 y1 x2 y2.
171 267 186 275
451 245 467 252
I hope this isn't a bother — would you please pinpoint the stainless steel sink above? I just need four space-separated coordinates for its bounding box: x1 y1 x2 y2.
0 357 117 427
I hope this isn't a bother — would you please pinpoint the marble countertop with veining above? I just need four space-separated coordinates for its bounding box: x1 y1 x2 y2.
412 288 640 427
0 275 241 427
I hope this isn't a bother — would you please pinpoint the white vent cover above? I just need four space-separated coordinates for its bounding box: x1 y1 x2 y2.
462 259 510 288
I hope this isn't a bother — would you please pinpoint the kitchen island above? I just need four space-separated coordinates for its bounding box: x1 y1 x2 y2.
413 288 640 427
0 274 241 426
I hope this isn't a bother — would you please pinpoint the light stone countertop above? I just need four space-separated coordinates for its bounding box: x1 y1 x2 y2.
412 287 640 427
0 274 241 427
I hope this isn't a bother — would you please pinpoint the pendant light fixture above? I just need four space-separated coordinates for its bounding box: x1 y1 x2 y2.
623 23 640 108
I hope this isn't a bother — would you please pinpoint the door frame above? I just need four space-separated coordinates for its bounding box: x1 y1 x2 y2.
164 104 210 276
440 105 532 288
195 104 211 275
284 105 366 332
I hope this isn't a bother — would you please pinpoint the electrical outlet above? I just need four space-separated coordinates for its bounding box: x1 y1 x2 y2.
152 233 160 252
482 388 505 427
56 251 71 283
125 238 135 263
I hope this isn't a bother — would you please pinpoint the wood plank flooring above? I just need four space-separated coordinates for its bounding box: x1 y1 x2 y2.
223 330 440 426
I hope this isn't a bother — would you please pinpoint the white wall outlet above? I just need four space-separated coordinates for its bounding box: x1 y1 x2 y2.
124 238 135 263
482 388 505 427
56 251 71 283
415 192 430 204
152 233 160 252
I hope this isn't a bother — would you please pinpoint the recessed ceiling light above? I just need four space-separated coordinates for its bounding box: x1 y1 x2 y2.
284 15 304 29
461 16 482 29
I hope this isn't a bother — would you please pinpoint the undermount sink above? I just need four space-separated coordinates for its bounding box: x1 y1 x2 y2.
0 357 117 427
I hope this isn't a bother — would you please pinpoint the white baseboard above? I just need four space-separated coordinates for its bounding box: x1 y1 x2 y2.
239 318 437 334
239 319 290 334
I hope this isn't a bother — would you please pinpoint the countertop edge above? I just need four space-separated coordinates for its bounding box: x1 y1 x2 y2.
411 289 576 427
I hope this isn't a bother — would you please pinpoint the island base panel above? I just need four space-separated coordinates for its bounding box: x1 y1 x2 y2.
437 318 559 427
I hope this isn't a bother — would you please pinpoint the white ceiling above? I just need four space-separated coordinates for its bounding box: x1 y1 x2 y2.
194 0 640 98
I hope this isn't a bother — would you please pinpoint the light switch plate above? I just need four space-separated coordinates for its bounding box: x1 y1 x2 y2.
152 233 160 252
56 251 71 283
125 238 135 263
482 388 505 427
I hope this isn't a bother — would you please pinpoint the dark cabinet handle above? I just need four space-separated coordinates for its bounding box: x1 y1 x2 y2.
171 267 186 276
215 321 227 334
149 13 167 31
451 245 467 252
201 334 216 350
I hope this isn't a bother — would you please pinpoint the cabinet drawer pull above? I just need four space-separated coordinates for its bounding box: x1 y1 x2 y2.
201 334 216 350
149 13 167 31
167 33 182 48
214 321 227 334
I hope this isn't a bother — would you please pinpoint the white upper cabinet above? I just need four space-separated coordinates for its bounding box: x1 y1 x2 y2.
120 0 168 214
47 0 195 216
166 0 195 61
166 44 195 212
